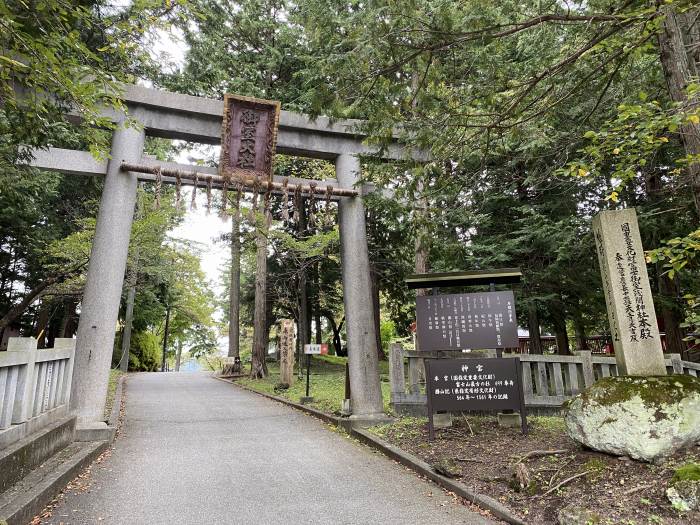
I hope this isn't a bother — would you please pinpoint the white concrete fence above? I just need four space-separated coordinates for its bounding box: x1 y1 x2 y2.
389 344 700 414
0 337 75 432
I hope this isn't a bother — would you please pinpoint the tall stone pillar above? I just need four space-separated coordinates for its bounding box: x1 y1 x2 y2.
593 208 666 376
336 154 384 418
71 120 145 426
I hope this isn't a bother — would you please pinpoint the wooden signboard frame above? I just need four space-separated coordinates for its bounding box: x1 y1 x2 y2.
425 357 528 440
219 94 281 181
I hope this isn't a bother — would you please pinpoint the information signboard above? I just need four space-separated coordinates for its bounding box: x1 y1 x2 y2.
416 291 518 351
304 343 328 355
425 357 527 438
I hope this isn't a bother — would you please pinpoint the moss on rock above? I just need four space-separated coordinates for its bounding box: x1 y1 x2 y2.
564 375 700 462
579 375 700 416
673 463 700 483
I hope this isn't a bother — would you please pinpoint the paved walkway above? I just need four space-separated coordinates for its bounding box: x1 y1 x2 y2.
46 372 493 524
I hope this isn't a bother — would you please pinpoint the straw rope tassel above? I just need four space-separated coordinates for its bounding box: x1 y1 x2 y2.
190 172 198 210
220 174 230 219
281 178 289 222
153 166 162 210
325 185 333 228
206 176 213 214
293 184 302 226
175 171 182 208
308 182 317 228
249 176 260 221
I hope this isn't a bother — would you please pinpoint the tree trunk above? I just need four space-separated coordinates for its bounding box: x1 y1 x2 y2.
658 270 687 357
34 299 51 349
120 278 136 372
228 201 242 373
552 312 570 356
250 212 269 379
370 262 384 359
527 301 543 354
326 315 344 356
175 338 182 372
297 199 309 377
0 267 81 334
658 4 700 217
161 304 171 372
573 314 588 351
413 170 429 389
58 298 76 338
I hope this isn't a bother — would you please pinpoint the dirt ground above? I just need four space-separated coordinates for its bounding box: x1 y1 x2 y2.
370 415 700 525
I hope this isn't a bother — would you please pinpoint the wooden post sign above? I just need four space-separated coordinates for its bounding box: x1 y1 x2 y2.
279 319 296 385
425 357 527 439
219 94 281 181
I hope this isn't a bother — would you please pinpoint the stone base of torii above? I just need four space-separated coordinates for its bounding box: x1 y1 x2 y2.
29 84 423 433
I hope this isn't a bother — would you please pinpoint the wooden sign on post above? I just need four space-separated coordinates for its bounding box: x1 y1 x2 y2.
279 319 295 385
219 94 281 181
416 291 518 351
425 357 527 439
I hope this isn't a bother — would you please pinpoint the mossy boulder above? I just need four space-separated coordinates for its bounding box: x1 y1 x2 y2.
564 375 700 463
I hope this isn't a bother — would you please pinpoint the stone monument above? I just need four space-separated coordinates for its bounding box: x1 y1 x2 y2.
279 319 295 386
592 208 666 376
564 208 700 463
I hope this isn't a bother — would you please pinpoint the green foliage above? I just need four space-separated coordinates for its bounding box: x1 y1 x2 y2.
672 463 700 483
239 356 392 414
648 229 700 341
129 331 161 372
565 89 699 201
379 319 397 352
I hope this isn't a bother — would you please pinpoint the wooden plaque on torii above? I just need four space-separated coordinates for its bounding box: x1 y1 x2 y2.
219 94 281 181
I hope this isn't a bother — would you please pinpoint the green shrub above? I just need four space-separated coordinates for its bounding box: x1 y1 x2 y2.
130 331 161 371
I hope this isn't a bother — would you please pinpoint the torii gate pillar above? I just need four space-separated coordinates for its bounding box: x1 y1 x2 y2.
71 120 144 426
336 154 384 419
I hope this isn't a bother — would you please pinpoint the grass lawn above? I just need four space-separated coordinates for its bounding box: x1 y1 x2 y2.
104 368 125 420
237 354 393 415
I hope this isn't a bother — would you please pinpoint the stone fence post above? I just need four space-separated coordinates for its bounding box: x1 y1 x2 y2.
578 350 595 387
388 343 405 398
668 353 684 374
9 337 38 424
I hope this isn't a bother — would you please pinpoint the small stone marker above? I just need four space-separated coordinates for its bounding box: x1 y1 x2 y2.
592 208 666 376
279 319 295 385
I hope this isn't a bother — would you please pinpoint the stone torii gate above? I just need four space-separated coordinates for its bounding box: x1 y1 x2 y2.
30 84 420 434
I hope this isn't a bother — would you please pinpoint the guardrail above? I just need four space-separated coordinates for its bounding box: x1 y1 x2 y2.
388 344 700 414
0 337 75 431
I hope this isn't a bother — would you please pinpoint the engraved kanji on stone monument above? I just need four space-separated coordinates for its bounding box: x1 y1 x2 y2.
219 94 281 180
592 208 666 376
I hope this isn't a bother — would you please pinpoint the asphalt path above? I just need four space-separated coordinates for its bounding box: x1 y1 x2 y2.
45 372 494 524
